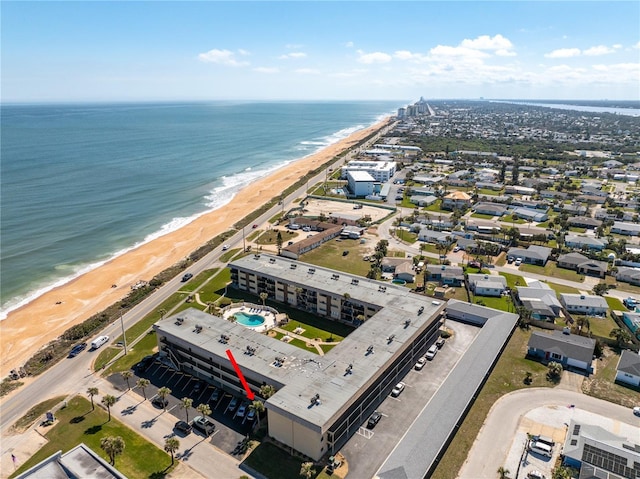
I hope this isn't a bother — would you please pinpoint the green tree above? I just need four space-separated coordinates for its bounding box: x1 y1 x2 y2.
136 378 150 400
87 387 99 410
609 328 632 347
276 231 283 255
100 435 125 465
101 394 117 421
497 466 511 479
180 397 193 423
547 361 563 380
249 400 265 428
157 386 172 411
592 282 608 296
121 370 133 390
260 384 276 399
576 317 590 335
300 461 315 479
164 437 180 465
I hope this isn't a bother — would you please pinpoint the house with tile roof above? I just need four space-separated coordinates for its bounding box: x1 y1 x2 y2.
441 191 472 210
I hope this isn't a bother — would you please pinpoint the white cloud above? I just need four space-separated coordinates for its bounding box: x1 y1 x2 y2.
253 67 279 74
198 49 250 66
356 50 392 64
345 41 354 48
544 48 581 58
294 68 320 75
613 44 622 49
285 44 303 49
495 49 517 57
238 49 250 56
393 50 428 62
429 45 489 59
460 34 513 51
583 45 615 56
279 52 307 60
634 41 640 49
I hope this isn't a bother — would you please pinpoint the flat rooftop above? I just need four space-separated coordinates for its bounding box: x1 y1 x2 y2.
161 254 445 431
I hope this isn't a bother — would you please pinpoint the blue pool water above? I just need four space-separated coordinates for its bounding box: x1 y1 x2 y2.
234 312 266 327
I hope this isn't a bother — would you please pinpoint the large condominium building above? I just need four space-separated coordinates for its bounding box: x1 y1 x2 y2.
155 254 445 461
341 160 396 182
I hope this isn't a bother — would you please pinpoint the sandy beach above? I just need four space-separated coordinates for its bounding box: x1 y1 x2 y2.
0 120 389 375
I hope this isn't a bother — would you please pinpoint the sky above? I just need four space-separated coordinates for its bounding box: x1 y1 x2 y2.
2 1 639 102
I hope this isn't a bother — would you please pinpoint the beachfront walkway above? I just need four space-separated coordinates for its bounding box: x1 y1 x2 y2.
270 326 340 356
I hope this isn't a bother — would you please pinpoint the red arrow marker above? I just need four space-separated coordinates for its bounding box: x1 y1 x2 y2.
226 349 255 400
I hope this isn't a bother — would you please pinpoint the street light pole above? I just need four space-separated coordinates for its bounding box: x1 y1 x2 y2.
120 308 128 355
242 227 246 252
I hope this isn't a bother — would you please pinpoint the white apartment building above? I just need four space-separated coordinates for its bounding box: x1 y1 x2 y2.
341 160 396 182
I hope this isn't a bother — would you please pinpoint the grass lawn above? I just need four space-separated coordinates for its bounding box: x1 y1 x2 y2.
500 272 526 289
605 296 626 312
500 215 527 224
220 248 241 263
582 346 640 408
605 276 640 295
547 282 581 296
470 213 497 219
473 295 512 312
431 327 552 479
244 441 327 479
568 226 587 233
536 221 551 229
255 229 298 245
424 200 449 213
178 268 219 293
289 338 319 354
11 396 66 433
104 331 159 375
397 231 418 244
583 315 618 338
519 262 585 283
10 396 174 479
478 188 503 196
301 238 371 277
280 320 346 342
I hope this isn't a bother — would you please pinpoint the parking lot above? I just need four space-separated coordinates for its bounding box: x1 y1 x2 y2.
108 360 254 455
340 322 481 479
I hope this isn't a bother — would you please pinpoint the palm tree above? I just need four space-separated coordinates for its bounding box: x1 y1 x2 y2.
136 378 150 400
576 317 591 335
121 370 133 390
259 384 276 399
157 387 171 411
249 400 265 428
299 461 314 479
164 437 180 466
100 436 125 465
101 394 117 421
87 387 99 410
610 328 632 348
180 397 193 423
158 308 167 320
206 301 215 314
524 371 533 385
497 466 511 479
196 403 211 419
259 292 268 307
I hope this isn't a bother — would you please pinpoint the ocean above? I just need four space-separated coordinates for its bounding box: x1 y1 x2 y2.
0 100 402 318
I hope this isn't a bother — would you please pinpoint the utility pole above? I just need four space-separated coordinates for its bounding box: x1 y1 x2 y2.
242 226 246 252
120 308 128 355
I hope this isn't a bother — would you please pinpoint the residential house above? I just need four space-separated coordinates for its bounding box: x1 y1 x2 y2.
560 294 609 316
557 252 608 278
615 350 640 388
561 420 640 477
554 204 588 215
504 185 537 196
507 245 552 266
394 262 415 283
381 257 408 273
409 195 438 207
564 235 607 252
467 274 507 297
511 207 549 222
441 191 472 210
455 238 477 252
409 186 438 196
580 194 607 205
281 224 343 260
418 229 453 244
611 221 640 236
425 265 464 287
617 267 640 286
527 330 596 372
517 283 562 320
541 190 568 200
473 202 508 217
475 181 503 191
621 312 640 338
603 159 623 168
567 216 602 229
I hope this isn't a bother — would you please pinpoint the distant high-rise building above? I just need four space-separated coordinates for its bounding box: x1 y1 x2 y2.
397 107 406 118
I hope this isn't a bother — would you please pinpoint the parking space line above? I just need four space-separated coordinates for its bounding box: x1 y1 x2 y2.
157 367 171 380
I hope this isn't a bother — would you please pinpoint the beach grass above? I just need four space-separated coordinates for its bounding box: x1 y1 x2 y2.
10 396 174 479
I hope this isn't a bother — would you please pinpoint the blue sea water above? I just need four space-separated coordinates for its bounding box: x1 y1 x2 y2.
1 101 401 318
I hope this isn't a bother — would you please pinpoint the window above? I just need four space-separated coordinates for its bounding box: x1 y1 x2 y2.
551 352 562 360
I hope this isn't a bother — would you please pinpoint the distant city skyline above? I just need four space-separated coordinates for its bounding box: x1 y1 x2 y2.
2 1 639 102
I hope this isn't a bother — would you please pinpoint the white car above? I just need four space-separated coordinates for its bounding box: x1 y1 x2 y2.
391 382 405 397
633 406 640 416
514 257 523 266
425 344 438 360
453 246 461 252
222 244 230 251
414 357 427 370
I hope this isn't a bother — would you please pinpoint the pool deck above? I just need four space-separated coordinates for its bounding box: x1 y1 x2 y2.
222 304 277 333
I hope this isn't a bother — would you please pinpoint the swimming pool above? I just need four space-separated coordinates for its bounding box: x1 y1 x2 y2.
234 311 266 327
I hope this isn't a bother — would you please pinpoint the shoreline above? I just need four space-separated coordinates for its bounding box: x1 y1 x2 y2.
0 118 390 375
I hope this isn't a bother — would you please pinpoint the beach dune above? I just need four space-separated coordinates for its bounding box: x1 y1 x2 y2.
0 120 388 375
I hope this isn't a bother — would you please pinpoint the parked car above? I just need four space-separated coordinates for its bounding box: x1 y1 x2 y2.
507 256 514 264
514 258 523 267
192 415 216 435
623 297 637 309
527 471 545 479
152 396 169 409
414 357 427 370
209 388 221 403
236 402 248 418
436 337 446 349
174 420 192 435
228 397 239 412
135 355 155 372
391 382 405 397
68 343 87 358
453 246 461 252
246 408 256 421
367 411 382 429
181 273 193 282
425 344 438 360
192 380 202 393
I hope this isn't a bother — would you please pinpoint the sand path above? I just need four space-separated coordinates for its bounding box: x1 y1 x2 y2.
1 120 389 375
